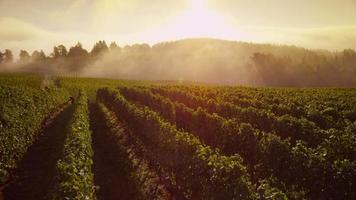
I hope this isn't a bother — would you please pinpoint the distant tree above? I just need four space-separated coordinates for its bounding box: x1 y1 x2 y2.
109 42 122 54
91 40 109 58
31 50 46 62
251 52 292 86
67 42 90 71
52 45 68 58
110 42 121 51
342 49 356 59
52 46 59 58
68 42 89 58
19 50 31 62
0 51 3 64
3 49 14 63
58 45 68 57
40 50 46 59
342 49 356 68
110 42 118 50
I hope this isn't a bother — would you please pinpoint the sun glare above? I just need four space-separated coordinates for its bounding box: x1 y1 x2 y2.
178 0 235 38
189 0 206 9
148 0 254 42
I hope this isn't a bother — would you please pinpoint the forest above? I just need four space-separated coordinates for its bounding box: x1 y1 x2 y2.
1 39 355 87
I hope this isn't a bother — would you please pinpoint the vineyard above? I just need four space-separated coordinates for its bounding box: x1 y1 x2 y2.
0 74 355 200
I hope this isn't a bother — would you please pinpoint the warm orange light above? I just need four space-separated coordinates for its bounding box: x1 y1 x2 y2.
147 0 253 41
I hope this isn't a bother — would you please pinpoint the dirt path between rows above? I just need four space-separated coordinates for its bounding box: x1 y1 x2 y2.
90 104 140 200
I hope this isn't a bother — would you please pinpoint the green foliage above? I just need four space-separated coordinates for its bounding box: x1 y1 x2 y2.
97 88 255 199
147 85 355 199
0 73 44 88
257 179 288 200
1 75 354 199
96 103 170 199
58 77 149 101
52 91 96 200
0 84 69 184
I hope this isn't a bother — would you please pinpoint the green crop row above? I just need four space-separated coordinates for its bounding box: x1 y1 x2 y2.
96 102 171 199
98 88 281 200
119 85 355 199
150 85 326 147
0 85 69 184
51 91 96 200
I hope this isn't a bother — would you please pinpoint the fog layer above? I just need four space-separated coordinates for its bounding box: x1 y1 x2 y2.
1 39 356 87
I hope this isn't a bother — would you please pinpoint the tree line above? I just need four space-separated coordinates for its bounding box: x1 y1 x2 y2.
1 39 355 87
0 40 116 71
0 40 117 63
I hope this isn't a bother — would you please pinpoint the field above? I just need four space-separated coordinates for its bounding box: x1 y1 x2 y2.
0 74 355 200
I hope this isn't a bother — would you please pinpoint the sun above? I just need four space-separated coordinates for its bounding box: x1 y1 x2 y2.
146 0 251 41
189 0 207 10
168 0 242 38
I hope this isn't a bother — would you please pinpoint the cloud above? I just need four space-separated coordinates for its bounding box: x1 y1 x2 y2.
0 17 50 41
0 17 95 56
91 0 187 34
70 0 89 9
300 26 356 50
243 25 356 50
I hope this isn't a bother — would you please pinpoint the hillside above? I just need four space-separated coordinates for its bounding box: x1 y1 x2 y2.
1 39 356 87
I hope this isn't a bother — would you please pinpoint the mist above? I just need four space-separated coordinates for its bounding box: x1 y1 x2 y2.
80 38 356 87
1 38 356 87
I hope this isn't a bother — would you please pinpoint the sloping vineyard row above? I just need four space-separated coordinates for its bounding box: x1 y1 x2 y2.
97 88 269 200
151 85 356 129
0 75 354 200
147 86 325 147
175 85 356 116
118 85 355 200
212 86 355 127
147 85 355 159
93 103 172 199
148 85 355 163
218 87 356 129
51 91 96 199
0 85 70 184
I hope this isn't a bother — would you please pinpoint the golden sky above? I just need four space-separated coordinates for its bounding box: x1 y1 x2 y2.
1 0 356 53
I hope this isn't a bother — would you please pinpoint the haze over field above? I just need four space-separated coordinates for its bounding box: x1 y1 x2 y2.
0 0 356 86
1 2 356 198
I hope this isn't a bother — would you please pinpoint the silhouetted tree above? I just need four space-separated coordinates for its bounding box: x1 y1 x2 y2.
3 49 14 63
31 50 46 62
110 42 122 54
52 47 59 58
342 49 356 69
91 40 109 58
110 42 118 50
19 50 31 62
67 42 90 71
0 51 3 64
251 52 293 86
342 49 356 59
68 42 89 58
52 45 68 58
